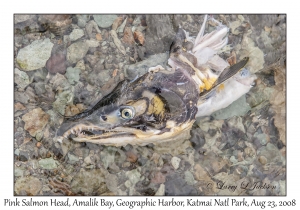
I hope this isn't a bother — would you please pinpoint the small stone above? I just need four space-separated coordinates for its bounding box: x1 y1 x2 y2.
14 167 24 177
171 156 181 170
65 67 81 85
36 142 42 148
184 171 196 185
22 108 49 137
16 38 54 71
93 15 118 28
69 28 84 41
15 177 42 195
35 131 43 141
14 68 31 89
68 153 80 164
151 172 166 184
19 150 29 162
71 169 106 195
126 151 138 163
258 155 267 165
14 102 26 111
34 82 46 95
124 180 132 188
67 41 90 64
96 33 102 41
126 169 141 186
155 184 165 196
14 14 36 24
46 49 67 74
14 149 20 156
38 157 59 169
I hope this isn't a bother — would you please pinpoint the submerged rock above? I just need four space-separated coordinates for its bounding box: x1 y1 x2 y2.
93 15 118 28
22 108 49 137
71 169 107 195
17 38 53 71
14 68 31 89
38 157 59 169
15 177 42 195
69 28 84 41
65 67 81 85
124 52 169 80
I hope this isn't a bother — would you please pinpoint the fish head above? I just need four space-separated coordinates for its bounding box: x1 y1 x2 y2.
57 72 198 146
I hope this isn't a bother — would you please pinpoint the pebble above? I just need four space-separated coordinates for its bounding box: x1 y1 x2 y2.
126 169 141 186
16 38 53 71
258 155 267 165
38 157 59 169
77 15 90 28
14 102 26 111
184 171 197 185
65 67 81 85
165 174 197 195
126 151 138 163
15 177 42 195
93 15 118 28
14 68 31 89
155 184 165 196
67 41 90 64
70 169 106 195
14 14 36 24
67 153 80 164
69 28 85 41
124 52 169 80
171 156 181 170
110 30 126 55
14 167 24 177
22 108 49 137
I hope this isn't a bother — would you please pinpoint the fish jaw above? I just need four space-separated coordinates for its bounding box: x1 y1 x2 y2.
67 120 195 147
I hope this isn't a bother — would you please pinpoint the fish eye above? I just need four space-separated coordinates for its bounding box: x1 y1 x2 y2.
120 107 135 119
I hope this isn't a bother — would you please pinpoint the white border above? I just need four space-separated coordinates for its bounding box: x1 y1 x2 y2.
2 1 297 209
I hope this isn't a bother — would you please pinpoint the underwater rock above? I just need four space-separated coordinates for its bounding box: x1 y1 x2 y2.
71 169 107 195
124 52 169 80
17 38 53 71
14 68 31 90
171 157 181 170
122 27 135 45
52 90 74 115
22 108 49 137
67 40 90 64
94 15 118 28
67 153 80 164
38 157 59 169
165 174 197 195
155 184 165 195
69 28 84 41
15 177 42 195
85 20 101 39
110 30 126 55
144 15 176 55
65 67 81 85
14 14 36 24
126 169 141 187
46 45 67 74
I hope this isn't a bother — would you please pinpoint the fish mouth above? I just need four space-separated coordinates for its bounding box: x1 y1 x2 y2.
59 122 161 142
57 120 194 146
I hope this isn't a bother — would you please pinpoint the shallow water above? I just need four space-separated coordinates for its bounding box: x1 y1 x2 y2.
14 14 286 195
